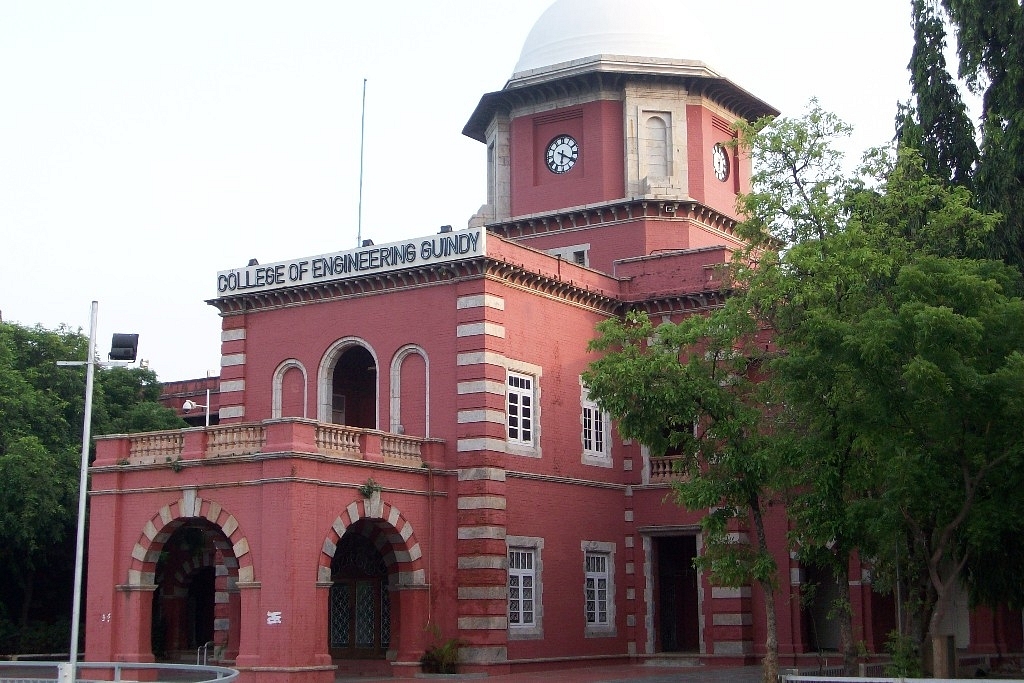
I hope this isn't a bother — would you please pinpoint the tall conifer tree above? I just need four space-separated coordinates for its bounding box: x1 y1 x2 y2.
903 0 1024 270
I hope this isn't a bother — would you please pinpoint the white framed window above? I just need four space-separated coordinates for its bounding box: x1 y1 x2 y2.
507 535 543 639
581 382 611 466
508 549 535 627
507 372 534 446
585 553 609 625
582 541 616 637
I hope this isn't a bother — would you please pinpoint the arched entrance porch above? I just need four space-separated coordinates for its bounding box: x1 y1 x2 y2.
318 494 429 675
151 520 237 662
126 493 253 665
328 521 392 659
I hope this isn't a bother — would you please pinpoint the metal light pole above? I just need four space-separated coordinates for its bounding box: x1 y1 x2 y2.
56 302 138 683
53 301 98 683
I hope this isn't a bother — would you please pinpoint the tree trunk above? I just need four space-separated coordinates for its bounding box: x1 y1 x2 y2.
928 582 955 678
836 563 856 674
931 633 955 678
761 577 779 683
749 495 779 683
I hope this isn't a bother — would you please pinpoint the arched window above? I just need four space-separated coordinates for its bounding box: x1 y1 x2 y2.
271 359 308 419
318 338 379 428
389 345 429 437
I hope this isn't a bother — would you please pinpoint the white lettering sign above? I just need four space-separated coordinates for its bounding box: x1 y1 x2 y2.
216 228 486 297
266 611 282 625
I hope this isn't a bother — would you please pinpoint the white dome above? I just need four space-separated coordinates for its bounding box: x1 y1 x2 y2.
513 0 705 76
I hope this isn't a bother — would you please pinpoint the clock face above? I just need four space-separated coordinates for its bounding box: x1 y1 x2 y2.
712 143 729 182
545 135 579 174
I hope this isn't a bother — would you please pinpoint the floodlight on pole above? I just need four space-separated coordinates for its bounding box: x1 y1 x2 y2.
182 371 212 428
55 301 138 683
182 398 210 428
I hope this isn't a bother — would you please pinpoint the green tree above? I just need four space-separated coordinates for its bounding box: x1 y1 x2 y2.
898 0 979 187
585 304 782 683
903 0 1024 270
0 436 78 636
738 101 1022 675
587 101 1024 678
0 321 185 653
585 104 860 681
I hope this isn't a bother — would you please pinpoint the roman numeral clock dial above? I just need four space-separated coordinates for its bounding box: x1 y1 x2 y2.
545 135 579 174
712 142 730 182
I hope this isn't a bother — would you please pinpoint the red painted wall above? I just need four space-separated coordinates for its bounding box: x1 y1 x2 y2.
686 104 751 222
510 101 625 216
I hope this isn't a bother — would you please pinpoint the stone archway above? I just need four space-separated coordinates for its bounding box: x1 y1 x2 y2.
129 490 254 663
328 521 393 659
317 494 427 667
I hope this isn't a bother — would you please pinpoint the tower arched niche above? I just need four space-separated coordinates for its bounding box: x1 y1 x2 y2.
389 344 429 437
272 358 309 419
643 114 670 178
318 337 380 428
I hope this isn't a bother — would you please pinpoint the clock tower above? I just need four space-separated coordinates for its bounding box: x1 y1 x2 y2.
464 0 778 272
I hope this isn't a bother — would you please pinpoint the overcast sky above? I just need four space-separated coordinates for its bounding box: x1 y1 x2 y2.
0 1 917 381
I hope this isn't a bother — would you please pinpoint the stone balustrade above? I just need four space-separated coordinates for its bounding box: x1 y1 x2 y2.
124 430 185 466
94 418 441 470
315 423 363 458
207 424 267 458
649 454 689 483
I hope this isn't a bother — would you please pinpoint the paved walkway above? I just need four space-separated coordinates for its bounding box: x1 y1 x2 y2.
337 664 765 682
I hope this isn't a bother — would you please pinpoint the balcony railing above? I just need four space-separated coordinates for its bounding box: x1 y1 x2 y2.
95 418 442 470
649 454 689 483
207 424 267 458
126 430 185 465
316 422 363 458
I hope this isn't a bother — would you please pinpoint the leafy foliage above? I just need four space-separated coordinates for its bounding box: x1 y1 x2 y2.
0 320 185 654
903 0 1024 271
898 0 979 187
587 101 1024 678
419 624 463 674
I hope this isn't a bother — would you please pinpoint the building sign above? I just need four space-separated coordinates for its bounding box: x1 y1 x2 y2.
215 227 486 296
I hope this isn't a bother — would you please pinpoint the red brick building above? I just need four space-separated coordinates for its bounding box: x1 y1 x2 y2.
86 2 1022 681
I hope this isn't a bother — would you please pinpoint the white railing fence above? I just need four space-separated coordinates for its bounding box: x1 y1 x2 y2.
0 660 238 683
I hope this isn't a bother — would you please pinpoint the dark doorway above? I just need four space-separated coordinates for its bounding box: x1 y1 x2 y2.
152 522 227 661
655 536 700 652
331 346 377 428
329 526 391 659
803 565 843 652
187 566 215 648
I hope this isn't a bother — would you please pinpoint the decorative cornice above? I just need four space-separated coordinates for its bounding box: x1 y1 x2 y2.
486 198 741 245
207 260 486 314
464 59 778 142
483 260 620 314
207 236 730 319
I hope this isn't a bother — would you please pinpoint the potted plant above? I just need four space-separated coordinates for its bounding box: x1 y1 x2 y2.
420 624 463 674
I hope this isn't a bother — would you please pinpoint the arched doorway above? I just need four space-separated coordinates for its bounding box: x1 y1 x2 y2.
151 520 235 662
331 345 377 428
329 522 391 659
